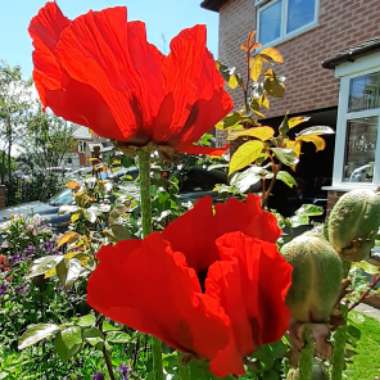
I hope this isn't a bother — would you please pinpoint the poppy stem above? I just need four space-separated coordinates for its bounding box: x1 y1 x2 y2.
178 354 190 380
298 326 314 380
138 148 164 380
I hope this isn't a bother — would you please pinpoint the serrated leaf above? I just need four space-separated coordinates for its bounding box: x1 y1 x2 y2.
18 324 60 350
66 180 80 191
288 116 311 129
277 171 297 188
297 125 335 136
57 231 79 248
228 126 274 141
297 135 326 152
55 327 83 360
229 140 264 175
260 47 284 63
272 148 299 167
250 55 264 81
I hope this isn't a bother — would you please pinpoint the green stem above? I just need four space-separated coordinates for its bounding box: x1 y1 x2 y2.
298 327 314 380
138 149 164 380
331 323 347 380
178 354 190 380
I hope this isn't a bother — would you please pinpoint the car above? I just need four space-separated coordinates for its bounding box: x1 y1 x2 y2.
0 167 227 230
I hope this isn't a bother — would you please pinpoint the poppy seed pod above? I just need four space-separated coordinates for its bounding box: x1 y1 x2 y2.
282 234 343 322
327 189 380 262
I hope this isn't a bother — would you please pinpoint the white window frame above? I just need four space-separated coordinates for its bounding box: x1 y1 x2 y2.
256 0 319 47
331 52 380 191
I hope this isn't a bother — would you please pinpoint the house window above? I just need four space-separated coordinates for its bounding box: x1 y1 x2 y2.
257 0 318 46
332 54 380 188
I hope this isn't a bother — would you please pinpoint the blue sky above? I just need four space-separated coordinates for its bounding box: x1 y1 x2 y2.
0 0 219 78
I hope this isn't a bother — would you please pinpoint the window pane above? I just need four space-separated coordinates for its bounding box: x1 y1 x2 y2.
349 71 380 112
259 0 282 45
343 117 377 182
287 0 316 34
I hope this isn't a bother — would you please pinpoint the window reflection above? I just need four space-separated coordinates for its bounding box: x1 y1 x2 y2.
343 117 377 182
349 72 380 112
287 0 316 33
259 0 282 45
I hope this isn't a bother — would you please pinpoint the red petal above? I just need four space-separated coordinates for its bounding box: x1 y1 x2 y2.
153 25 232 145
162 195 281 273
87 233 230 360
214 232 292 346
214 194 281 243
177 144 229 156
55 7 165 143
29 2 124 140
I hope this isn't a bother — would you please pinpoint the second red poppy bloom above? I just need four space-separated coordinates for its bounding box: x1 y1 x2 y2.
87 195 292 377
29 2 233 155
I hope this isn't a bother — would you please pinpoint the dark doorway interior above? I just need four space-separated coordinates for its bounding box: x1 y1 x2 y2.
264 107 337 216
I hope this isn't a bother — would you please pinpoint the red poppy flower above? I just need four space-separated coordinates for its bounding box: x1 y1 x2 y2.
87 195 292 377
29 2 233 155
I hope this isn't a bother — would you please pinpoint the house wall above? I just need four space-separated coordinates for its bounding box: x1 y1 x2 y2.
218 0 380 117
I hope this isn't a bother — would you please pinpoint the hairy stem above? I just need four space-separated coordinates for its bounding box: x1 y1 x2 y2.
298 327 314 380
331 324 347 380
138 149 164 380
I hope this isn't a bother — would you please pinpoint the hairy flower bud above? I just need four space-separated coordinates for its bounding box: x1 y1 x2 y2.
282 234 343 322
327 189 380 261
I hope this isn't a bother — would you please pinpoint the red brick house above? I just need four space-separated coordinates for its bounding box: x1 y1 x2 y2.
201 0 380 210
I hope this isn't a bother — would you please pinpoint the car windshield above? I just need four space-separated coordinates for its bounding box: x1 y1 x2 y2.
49 189 74 206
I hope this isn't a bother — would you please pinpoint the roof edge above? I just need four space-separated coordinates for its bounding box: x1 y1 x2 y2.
200 0 227 12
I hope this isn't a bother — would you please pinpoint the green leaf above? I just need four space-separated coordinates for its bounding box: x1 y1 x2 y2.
28 256 63 279
296 204 324 217
271 148 299 167
229 140 264 176
102 320 123 332
277 171 297 188
279 114 289 136
77 313 96 327
55 326 83 360
347 325 361 340
83 327 104 348
296 125 335 136
18 323 60 350
106 331 131 344
230 166 273 193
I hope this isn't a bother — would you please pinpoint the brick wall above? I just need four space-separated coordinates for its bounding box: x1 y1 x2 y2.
218 0 380 117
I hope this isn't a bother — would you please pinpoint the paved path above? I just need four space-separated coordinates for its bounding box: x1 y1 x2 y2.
356 303 380 322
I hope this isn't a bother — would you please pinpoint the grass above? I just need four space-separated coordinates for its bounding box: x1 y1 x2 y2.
345 312 380 380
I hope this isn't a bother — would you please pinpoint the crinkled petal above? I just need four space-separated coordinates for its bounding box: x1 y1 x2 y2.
153 25 232 144
29 2 124 140
162 195 281 273
87 233 230 360
55 7 165 143
213 232 292 346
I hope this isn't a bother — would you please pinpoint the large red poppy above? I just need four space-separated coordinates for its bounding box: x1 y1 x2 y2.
87 195 292 377
29 2 233 155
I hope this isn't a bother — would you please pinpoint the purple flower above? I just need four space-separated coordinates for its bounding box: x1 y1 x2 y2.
92 373 104 380
25 245 36 256
119 364 129 380
44 240 55 254
0 283 8 296
9 253 22 265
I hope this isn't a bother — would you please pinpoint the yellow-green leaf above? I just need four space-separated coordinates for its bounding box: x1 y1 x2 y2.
66 180 80 191
229 140 264 176
250 56 264 82
259 95 270 109
296 135 326 152
228 74 239 89
286 139 302 157
260 47 284 64
288 116 311 129
57 231 79 248
229 126 274 141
